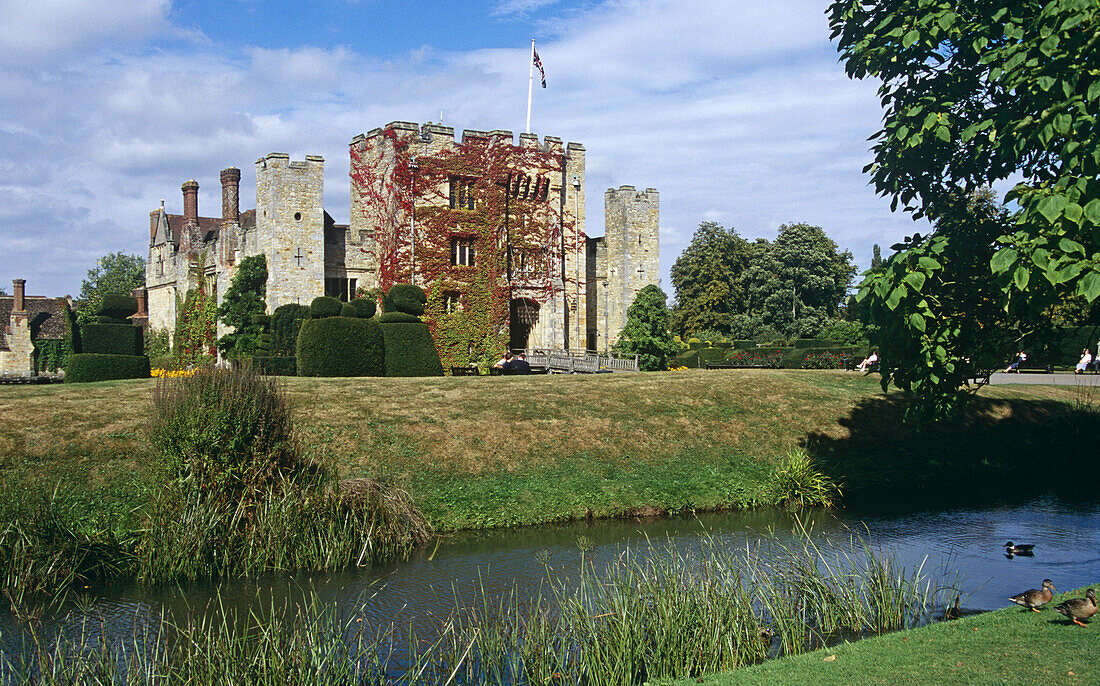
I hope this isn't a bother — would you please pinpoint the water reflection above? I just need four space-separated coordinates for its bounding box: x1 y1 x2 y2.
3 492 1099 662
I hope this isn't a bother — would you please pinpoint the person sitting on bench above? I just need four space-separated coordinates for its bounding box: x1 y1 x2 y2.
857 350 879 372
1075 349 1093 374
503 352 532 375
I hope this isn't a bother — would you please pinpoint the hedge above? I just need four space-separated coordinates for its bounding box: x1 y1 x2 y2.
383 284 426 317
380 322 444 377
65 354 150 383
80 323 143 356
309 296 343 319
272 304 309 356
793 338 842 349
97 294 138 322
347 298 376 319
296 317 384 377
731 340 756 349
780 346 866 369
255 356 297 376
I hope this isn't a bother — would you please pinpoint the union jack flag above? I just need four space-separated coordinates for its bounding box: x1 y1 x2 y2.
533 48 546 88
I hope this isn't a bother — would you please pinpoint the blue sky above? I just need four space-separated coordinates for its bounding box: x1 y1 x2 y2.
0 0 929 299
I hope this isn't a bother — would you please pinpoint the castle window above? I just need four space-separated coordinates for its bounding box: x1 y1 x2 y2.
449 177 474 210
513 248 544 279
324 277 357 302
443 291 463 314
155 256 164 277
451 238 475 267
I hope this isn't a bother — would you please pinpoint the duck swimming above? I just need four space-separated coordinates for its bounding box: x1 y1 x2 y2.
1054 589 1097 627
1004 541 1035 555
1009 579 1055 612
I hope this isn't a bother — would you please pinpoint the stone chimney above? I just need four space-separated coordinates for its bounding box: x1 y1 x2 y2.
12 279 25 312
220 168 241 223
132 287 148 317
182 179 199 223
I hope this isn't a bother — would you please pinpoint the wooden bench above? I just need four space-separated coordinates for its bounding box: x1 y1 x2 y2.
450 366 480 376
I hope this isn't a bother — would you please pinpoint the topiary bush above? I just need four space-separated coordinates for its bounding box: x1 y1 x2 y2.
272 304 309 356
309 296 343 319
340 303 357 318
296 317 384 377
65 354 150 383
378 284 443 377
382 284 425 317
97 294 139 323
255 356 297 376
80 323 143 356
346 298 376 319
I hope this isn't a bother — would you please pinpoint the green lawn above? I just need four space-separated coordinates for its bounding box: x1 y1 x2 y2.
656 584 1098 686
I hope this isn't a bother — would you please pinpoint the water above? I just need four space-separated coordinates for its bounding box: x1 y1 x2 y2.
3 492 1099 661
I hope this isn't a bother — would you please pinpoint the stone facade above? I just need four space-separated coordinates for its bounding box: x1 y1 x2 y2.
145 121 658 355
0 279 71 375
587 186 660 351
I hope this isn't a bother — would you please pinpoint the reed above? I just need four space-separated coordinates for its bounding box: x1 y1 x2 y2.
0 524 952 685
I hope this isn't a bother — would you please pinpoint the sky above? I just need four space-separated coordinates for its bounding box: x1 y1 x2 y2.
0 0 932 299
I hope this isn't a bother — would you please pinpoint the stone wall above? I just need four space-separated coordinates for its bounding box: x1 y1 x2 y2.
598 186 660 349
251 153 326 311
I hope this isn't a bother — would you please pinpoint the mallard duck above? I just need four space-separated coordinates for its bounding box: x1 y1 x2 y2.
1004 541 1035 555
1009 579 1055 612
1054 589 1097 627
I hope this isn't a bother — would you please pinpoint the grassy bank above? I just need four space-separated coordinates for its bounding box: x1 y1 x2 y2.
661 583 1099 686
0 371 1095 533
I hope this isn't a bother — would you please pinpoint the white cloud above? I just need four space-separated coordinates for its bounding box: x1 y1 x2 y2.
0 0 927 297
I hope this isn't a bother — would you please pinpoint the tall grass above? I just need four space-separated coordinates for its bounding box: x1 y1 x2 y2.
0 524 952 684
766 448 842 509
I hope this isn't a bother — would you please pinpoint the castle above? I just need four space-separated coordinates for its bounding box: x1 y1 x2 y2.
146 122 659 364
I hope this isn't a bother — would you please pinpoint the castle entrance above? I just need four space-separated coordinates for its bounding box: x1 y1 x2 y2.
509 298 540 351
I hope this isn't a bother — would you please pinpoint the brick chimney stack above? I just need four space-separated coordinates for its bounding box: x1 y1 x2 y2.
220 168 240 223
12 279 25 313
182 179 199 223
132 288 148 317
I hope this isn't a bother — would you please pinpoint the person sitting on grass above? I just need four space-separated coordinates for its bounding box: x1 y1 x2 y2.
1075 349 1093 375
1005 351 1027 373
857 350 879 372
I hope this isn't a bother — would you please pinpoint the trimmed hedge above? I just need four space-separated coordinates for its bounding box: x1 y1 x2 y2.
272 304 309 356
256 356 297 376
98 294 138 322
81 323 143 356
309 296 343 319
731 340 756 349
793 338 842 349
378 312 422 323
780 346 865 369
296 317 384 377
347 298 376 319
65 354 150 383
380 322 444 377
383 284 426 317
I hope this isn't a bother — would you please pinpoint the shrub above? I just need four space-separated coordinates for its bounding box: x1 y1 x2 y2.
794 338 842 349
687 338 703 350
340 303 357 318
731 340 756 349
272 304 309 355
149 366 305 505
781 346 865 369
217 254 267 360
347 298 376 318
65 354 150 383
145 328 171 359
80 323 143 356
380 322 444 377
766 448 841 509
309 296 343 319
383 284 426 317
97 294 138 323
723 348 787 368
296 317 384 377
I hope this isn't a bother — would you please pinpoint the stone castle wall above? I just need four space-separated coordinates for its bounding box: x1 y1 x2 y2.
250 153 325 311
597 186 660 349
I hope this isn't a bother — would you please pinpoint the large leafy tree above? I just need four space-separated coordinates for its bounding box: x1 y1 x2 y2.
670 222 752 336
613 285 677 371
76 252 146 326
829 0 1100 417
217 254 268 361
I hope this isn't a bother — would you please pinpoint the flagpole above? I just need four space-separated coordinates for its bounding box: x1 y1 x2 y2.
525 38 535 133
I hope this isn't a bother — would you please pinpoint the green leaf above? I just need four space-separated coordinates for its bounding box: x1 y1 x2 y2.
886 285 906 310
937 12 955 30
1036 194 1068 223
904 271 927 291
1080 270 1100 302
1053 113 1072 135
917 256 942 271
1037 76 1056 91
1064 202 1083 225
990 248 1018 274
934 126 950 142
909 312 927 332
1013 266 1030 290
1088 80 1100 103
903 29 920 48
1083 199 1100 224
1059 238 1085 255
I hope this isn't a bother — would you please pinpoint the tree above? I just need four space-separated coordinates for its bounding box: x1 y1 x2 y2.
857 189 1018 419
871 244 883 271
76 252 145 326
829 0 1100 416
670 222 752 336
217 254 268 361
612 285 677 371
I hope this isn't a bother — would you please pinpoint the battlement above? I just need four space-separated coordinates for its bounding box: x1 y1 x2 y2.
351 122 576 155
257 152 324 170
605 185 659 201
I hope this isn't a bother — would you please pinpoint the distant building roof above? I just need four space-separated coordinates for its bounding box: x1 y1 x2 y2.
0 296 70 351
